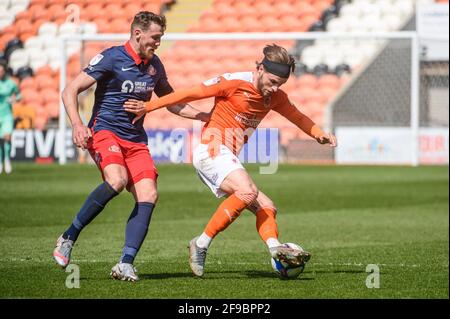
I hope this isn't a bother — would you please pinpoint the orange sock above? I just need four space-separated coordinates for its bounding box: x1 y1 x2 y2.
256 207 279 242
204 194 248 238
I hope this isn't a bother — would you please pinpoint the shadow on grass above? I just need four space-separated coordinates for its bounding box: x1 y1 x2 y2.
244 270 314 280
137 269 317 280
312 269 368 274
139 272 195 280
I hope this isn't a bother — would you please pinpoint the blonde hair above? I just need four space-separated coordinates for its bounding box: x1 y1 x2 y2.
257 44 296 73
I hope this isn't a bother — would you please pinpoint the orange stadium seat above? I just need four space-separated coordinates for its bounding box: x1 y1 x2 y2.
239 16 261 32
124 3 143 17
252 2 275 17
318 74 341 90
279 15 304 32
35 74 59 91
0 32 17 52
295 2 321 19
141 2 162 14
297 74 319 89
28 3 46 18
41 88 60 104
21 89 44 106
303 14 320 31
212 3 236 18
232 2 256 19
109 18 128 33
15 10 32 21
33 8 53 22
36 65 55 77
46 102 60 119
19 32 35 43
274 2 296 17
91 18 110 33
297 87 322 105
48 4 65 18
31 0 48 5
313 0 334 12
220 16 242 32
32 18 50 32
82 3 104 21
259 16 282 32
316 86 336 104
19 77 36 91
104 4 126 19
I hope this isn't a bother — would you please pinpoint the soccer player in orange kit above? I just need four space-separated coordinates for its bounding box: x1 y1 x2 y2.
124 44 337 277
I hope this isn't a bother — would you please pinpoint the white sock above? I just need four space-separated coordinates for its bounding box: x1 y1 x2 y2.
196 232 212 249
266 237 281 249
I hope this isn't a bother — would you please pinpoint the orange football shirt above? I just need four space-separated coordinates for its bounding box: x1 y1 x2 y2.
145 72 320 154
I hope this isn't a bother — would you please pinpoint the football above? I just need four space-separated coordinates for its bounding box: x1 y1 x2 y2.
271 243 307 279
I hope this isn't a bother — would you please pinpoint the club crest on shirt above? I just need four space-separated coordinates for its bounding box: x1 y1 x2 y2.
108 145 121 153
147 65 157 76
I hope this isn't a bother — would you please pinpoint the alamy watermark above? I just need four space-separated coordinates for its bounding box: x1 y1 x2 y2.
65 264 80 289
365 264 380 289
149 122 280 174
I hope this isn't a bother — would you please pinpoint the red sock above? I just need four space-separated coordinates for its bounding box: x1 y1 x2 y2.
204 194 248 238
256 207 278 242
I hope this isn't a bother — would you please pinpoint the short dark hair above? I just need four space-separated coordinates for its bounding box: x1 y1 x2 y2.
131 11 166 33
0 59 7 70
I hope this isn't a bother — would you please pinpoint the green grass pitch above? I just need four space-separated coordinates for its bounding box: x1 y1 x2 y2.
0 163 448 298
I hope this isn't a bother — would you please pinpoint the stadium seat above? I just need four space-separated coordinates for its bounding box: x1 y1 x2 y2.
58 23 79 36
36 74 58 91
24 36 44 51
9 48 29 74
46 102 60 119
26 47 48 70
19 76 36 91
79 22 98 35
124 3 142 18
297 74 319 89
38 22 58 37
21 88 43 105
41 88 60 105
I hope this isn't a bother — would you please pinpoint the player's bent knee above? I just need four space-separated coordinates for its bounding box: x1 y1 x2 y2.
106 176 128 193
236 189 259 205
142 190 158 204
264 206 277 217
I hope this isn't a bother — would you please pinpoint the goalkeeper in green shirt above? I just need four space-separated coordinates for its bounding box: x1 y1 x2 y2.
0 61 21 174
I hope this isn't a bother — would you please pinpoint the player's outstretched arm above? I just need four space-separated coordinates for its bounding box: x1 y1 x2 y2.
275 101 337 147
167 104 211 122
295 114 337 147
124 83 223 116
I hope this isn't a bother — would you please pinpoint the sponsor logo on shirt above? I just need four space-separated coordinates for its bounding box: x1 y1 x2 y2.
147 65 157 76
121 81 154 94
234 113 261 128
203 76 221 86
121 80 135 93
121 66 134 71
